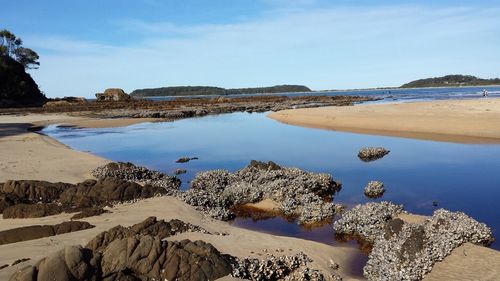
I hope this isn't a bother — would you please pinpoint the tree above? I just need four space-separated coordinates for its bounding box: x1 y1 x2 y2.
0 29 39 69
13 47 39 69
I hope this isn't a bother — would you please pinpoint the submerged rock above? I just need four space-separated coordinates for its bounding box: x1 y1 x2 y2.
175 168 187 175
363 181 385 198
176 156 198 163
358 147 390 162
181 160 341 224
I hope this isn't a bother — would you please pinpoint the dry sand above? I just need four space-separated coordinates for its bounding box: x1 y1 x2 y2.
268 98 500 143
1 112 499 280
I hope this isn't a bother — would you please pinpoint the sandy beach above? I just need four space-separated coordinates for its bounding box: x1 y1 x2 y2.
268 98 500 143
1 112 499 280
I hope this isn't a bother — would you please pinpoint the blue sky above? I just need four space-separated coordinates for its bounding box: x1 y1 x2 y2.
2 0 500 97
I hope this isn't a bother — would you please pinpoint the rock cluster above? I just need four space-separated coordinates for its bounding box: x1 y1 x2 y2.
334 202 494 280
9 217 324 281
365 209 494 280
333 201 405 243
95 88 131 102
1 178 167 218
358 147 390 162
91 162 180 195
86 216 209 252
232 252 324 280
363 181 385 198
0 221 94 245
181 160 342 224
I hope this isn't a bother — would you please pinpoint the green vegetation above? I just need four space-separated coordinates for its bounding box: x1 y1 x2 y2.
130 85 311 97
1 29 40 69
401 75 500 88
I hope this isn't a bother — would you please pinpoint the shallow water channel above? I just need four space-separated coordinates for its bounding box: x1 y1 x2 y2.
43 111 500 275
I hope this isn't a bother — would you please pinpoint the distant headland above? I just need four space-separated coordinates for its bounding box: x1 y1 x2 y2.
400 75 500 88
130 85 311 97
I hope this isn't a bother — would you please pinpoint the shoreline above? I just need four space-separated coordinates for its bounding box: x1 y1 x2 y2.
268 98 500 144
1 112 500 280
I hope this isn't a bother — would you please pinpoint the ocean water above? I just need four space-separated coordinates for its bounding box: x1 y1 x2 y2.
143 86 500 103
43 111 500 252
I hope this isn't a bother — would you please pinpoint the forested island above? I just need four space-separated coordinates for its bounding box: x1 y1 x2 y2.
130 85 311 97
401 75 500 88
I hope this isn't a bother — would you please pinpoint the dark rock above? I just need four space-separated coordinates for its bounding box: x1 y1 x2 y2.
9 246 101 281
0 55 46 108
176 157 191 163
399 225 425 262
0 221 94 245
0 180 70 204
95 88 131 102
71 208 111 220
0 264 9 270
384 218 405 240
100 237 233 281
87 216 208 253
59 178 166 208
358 147 390 162
2 203 63 218
11 259 30 266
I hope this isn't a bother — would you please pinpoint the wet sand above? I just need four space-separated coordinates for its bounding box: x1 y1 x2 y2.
1 112 499 280
268 98 500 143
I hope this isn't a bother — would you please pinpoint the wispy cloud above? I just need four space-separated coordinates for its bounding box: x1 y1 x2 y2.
27 4 500 97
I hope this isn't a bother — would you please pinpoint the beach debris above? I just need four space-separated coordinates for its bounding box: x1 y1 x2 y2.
175 168 187 175
176 156 198 163
334 201 494 280
91 161 180 194
358 147 390 162
180 160 342 224
363 181 385 198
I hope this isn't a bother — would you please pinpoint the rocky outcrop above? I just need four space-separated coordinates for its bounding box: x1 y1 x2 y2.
333 201 405 243
363 181 385 198
101 237 233 281
1 178 168 218
0 221 94 245
59 178 166 209
358 147 390 162
43 97 87 108
91 162 180 194
333 202 494 280
181 160 342 224
87 216 209 253
0 55 46 108
364 209 494 280
176 157 198 163
3 203 63 218
95 88 131 102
